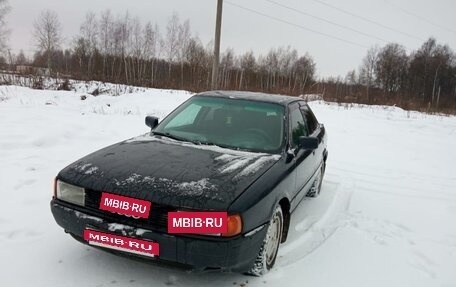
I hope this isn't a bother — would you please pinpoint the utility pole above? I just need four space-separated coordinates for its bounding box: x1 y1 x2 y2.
211 0 223 90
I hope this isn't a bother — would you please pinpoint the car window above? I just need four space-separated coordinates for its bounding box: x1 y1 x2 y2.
289 106 308 147
301 105 319 134
155 96 285 153
164 103 202 129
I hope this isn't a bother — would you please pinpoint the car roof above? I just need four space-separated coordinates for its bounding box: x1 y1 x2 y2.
195 90 302 106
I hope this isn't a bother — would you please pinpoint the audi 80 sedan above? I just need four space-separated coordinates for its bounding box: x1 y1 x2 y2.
51 91 328 275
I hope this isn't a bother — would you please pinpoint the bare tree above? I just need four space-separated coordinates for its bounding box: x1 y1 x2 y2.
99 10 113 78
184 36 208 85
130 16 144 82
15 50 28 65
359 46 379 102
177 19 190 87
164 12 180 78
33 10 62 71
220 48 235 88
375 43 408 94
345 70 357 85
239 51 256 89
0 0 11 54
72 37 87 73
143 22 160 85
278 46 298 91
110 15 123 79
293 54 315 93
112 12 132 82
409 38 454 106
79 12 98 76
264 48 280 90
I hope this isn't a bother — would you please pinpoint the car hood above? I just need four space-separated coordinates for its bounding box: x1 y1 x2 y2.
57 134 281 210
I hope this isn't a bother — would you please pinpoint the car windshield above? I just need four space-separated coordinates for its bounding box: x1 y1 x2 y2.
154 96 285 153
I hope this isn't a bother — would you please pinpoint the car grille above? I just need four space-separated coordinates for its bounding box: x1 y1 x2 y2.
84 189 176 231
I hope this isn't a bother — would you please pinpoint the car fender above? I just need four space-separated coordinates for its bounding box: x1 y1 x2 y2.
228 156 294 233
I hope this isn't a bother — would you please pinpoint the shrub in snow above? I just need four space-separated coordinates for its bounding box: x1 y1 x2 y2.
57 79 72 91
32 77 44 90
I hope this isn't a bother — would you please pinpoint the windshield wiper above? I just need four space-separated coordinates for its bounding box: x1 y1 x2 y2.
197 141 233 149
153 132 237 149
153 131 188 142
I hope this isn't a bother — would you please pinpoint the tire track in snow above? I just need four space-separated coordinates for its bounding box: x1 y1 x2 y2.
276 172 355 267
355 181 456 203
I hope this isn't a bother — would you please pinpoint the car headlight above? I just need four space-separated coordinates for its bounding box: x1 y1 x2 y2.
56 180 85 206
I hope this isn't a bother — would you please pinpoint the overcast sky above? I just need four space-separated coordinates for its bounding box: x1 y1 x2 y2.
6 0 456 78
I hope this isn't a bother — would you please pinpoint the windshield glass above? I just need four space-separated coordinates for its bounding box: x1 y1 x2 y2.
154 96 285 153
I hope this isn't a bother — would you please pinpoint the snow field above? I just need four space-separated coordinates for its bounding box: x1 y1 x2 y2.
0 85 455 286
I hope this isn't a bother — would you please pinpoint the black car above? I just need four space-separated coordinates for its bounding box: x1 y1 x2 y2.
51 91 328 275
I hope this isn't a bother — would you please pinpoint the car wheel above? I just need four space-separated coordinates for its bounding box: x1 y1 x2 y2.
246 205 283 276
306 163 325 198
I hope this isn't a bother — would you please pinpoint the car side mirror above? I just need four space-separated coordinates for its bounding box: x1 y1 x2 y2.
298 136 319 150
145 116 159 130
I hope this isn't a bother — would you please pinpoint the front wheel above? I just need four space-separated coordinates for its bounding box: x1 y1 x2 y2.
246 205 283 276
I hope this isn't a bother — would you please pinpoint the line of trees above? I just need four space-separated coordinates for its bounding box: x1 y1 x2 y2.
22 10 316 95
295 39 456 113
354 39 456 112
2 7 456 113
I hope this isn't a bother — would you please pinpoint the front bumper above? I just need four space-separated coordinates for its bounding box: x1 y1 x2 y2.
50 199 267 272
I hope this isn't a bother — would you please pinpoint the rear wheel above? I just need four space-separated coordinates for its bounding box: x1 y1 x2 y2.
246 205 283 276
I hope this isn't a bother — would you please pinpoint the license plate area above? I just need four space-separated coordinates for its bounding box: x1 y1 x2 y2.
84 228 159 257
99 192 151 219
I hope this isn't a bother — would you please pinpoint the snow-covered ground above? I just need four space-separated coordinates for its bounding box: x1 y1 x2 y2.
1 85 456 287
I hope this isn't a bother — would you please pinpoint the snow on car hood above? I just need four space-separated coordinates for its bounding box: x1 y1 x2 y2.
57 134 281 210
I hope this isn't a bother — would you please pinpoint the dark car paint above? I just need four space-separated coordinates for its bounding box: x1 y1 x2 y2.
51 91 328 271
57 137 280 212
228 102 327 233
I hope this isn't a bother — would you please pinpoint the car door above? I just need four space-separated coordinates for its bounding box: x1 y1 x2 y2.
300 103 325 173
288 102 316 207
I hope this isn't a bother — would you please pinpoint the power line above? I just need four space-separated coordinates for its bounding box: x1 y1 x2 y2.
225 1 369 49
309 0 425 42
265 0 390 44
383 0 456 35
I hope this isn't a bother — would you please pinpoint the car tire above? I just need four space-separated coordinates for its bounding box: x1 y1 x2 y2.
245 205 284 276
306 163 325 198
